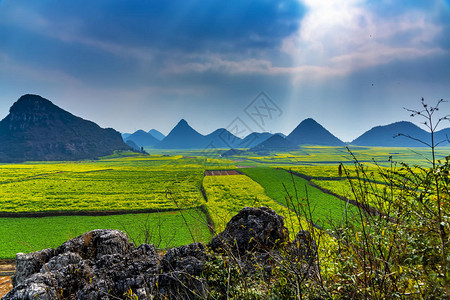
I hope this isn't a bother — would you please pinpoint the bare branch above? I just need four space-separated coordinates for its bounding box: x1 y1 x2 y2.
395 133 432 147
434 116 450 132
435 135 450 147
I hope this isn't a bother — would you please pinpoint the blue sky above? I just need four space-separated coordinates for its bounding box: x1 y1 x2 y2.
0 0 449 141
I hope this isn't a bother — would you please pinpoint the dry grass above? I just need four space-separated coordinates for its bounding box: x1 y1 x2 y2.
0 276 12 297
0 261 13 298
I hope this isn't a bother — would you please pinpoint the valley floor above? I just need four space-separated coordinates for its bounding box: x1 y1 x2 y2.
0 147 448 280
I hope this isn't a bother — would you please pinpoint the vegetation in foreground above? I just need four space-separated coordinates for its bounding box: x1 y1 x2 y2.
309 99 450 298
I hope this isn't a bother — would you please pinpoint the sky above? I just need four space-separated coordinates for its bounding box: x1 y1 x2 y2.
0 0 449 142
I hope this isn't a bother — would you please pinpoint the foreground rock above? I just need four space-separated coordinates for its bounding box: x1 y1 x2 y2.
3 207 318 299
210 206 288 255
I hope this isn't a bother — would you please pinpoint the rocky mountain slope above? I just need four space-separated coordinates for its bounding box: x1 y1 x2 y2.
0 94 129 162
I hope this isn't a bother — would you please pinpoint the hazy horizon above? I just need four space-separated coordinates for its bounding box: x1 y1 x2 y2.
1 1 449 141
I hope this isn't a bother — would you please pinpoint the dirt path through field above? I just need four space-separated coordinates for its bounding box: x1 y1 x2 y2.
204 170 242 176
0 207 187 218
0 260 15 276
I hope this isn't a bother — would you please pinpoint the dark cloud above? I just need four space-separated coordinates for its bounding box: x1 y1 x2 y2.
0 26 128 81
0 0 304 89
0 0 448 140
1 0 304 52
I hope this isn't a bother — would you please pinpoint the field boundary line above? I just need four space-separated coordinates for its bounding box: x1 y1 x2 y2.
246 159 375 165
0 207 189 218
77 168 114 173
279 168 390 185
0 171 66 185
204 169 243 176
198 204 215 236
282 169 384 217
0 168 115 186
229 171 325 231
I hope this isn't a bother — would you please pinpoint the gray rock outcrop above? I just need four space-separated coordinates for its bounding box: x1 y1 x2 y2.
210 206 289 255
3 207 318 299
3 230 207 300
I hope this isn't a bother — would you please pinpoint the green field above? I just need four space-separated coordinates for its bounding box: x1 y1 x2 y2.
240 167 358 229
203 174 310 234
0 209 211 259
0 146 445 259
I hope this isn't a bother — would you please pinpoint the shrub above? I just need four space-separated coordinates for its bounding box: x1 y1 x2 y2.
320 98 449 299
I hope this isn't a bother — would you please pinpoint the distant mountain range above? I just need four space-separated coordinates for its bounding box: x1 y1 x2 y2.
250 134 298 153
240 132 274 148
0 94 129 162
148 129 165 141
151 120 288 149
128 118 449 152
121 129 165 147
351 121 450 147
124 130 159 147
150 117 346 151
205 128 242 148
1 94 448 163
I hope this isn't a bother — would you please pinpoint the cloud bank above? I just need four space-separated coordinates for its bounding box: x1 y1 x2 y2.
0 0 448 141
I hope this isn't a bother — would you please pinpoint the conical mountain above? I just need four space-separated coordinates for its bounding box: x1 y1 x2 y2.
126 130 159 147
250 134 298 152
0 94 129 162
148 129 165 141
351 121 443 147
205 128 242 148
240 132 273 148
155 119 206 149
287 118 344 146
